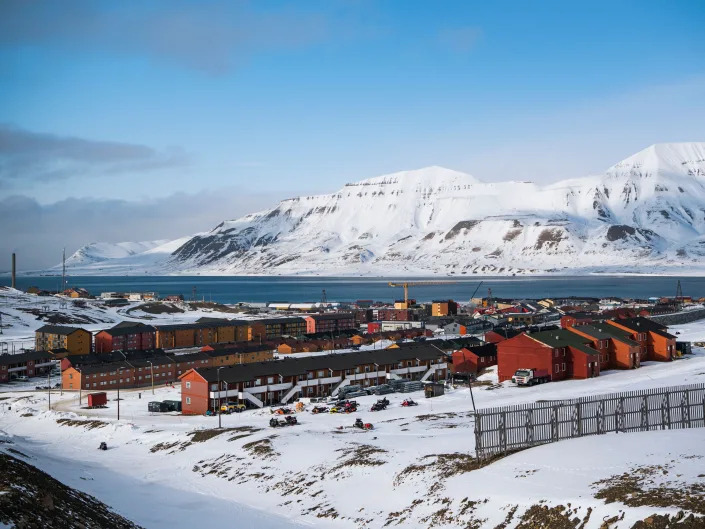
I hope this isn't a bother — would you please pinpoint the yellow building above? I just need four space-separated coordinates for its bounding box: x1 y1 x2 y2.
35 325 92 355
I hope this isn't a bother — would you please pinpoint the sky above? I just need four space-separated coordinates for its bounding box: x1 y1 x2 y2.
1 0 704 269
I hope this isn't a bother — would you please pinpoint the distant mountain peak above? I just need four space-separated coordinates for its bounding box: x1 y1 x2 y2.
607 141 705 178
353 165 480 187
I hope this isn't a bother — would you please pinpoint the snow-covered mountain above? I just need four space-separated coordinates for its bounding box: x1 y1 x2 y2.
58 142 705 276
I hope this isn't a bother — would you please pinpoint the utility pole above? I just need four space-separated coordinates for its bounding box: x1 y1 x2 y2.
117 368 124 420
47 371 51 410
62 248 66 292
217 367 224 428
149 361 154 394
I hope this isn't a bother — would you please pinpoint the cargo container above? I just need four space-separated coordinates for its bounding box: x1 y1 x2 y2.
148 401 169 413
162 400 182 412
424 382 445 398
87 392 107 408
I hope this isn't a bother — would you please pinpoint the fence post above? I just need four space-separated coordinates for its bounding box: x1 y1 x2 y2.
499 412 507 454
641 395 648 431
525 409 533 445
681 391 690 428
597 400 605 435
474 413 483 460
616 397 624 433
661 394 669 430
551 406 558 442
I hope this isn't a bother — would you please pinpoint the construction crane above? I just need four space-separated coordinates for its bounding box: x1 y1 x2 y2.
388 280 458 306
469 280 484 304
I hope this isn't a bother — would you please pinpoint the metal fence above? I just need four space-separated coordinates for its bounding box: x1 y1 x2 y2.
474 383 705 459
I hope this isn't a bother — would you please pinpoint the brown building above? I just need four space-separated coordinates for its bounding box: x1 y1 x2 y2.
155 320 248 349
304 313 356 334
431 300 458 317
606 317 677 362
567 323 641 369
35 325 92 356
0 350 55 383
180 344 449 414
95 322 156 353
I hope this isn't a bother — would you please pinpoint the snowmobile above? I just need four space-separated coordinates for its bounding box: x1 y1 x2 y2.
401 399 418 407
273 407 292 415
270 416 298 427
370 402 387 411
353 418 373 430
98 442 108 451
311 406 329 414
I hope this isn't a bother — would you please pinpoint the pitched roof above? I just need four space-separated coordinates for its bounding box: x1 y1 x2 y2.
306 312 355 321
458 343 497 358
528 329 599 355
193 344 447 384
36 325 89 335
0 350 53 365
578 323 641 347
613 317 667 333
101 322 156 336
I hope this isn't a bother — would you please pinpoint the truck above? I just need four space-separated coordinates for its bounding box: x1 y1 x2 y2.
511 369 550 386
87 392 107 408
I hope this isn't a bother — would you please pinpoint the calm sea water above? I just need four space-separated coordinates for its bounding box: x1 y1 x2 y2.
2 276 704 304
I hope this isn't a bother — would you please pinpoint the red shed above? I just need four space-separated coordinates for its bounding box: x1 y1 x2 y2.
87 392 107 408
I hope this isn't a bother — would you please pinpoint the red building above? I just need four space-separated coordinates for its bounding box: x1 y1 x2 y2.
304 313 356 334
94 322 156 353
497 329 600 383
560 312 598 329
484 328 523 344
567 323 642 370
451 343 497 375
0 350 54 382
606 317 676 362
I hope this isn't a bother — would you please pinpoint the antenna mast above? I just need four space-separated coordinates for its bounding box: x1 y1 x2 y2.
62 248 66 291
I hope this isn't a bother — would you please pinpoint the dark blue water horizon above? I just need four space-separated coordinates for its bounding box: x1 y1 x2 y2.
1 275 703 304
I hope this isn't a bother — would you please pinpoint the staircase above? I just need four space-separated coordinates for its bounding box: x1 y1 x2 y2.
280 385 302 404
420 366 438 382
386 372 402 381
238 391 264 408
331 378 351 397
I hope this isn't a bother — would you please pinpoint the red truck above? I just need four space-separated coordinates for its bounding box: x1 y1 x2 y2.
511 369 550 386
87 392 107 408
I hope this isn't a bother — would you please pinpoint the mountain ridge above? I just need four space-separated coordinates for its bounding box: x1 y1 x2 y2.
55 142 705 276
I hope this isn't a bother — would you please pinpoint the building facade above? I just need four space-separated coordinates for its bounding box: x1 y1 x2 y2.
35 325 92 356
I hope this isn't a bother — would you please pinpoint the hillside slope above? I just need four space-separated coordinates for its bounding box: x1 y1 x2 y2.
56 142 705 276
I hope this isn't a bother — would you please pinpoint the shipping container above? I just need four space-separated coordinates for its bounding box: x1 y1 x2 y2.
148 401 169 413
162 400 182 412
87 392 107 408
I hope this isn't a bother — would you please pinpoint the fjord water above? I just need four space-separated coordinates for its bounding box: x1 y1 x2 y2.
3 276 704 304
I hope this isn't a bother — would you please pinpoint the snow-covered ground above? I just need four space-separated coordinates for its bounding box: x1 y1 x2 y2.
2 320 705 528
0 287 268 348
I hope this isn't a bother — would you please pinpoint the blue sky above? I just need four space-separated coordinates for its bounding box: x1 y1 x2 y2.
1 0 704 267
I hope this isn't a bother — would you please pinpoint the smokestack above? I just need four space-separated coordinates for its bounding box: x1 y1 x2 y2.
11 253 16 289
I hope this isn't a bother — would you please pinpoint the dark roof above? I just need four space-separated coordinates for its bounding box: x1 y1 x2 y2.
102 322 156 336
528 329 599 355
154 320 247 332
306 313 355 321
458 343 497 358
260 317 307 325
576 324 641 347
204 342 275 354
74 361 134 375
561 312 598 320
615 317 669 334
192 344 447 384
0 350 53 365
487 328 523 340
36 325 89 335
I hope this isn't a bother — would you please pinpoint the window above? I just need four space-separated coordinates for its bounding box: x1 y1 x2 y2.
364 366 370 373
267 377 274 384
185 381 191 389
561 363 566 372
554 350 559 358
255 378 262 386
555 363 559 373
186 397 191 405
69 373 73 379
318 370 325 377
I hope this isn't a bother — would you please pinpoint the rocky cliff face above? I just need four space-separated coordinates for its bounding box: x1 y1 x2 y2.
166 143 705 275
59 143 705 276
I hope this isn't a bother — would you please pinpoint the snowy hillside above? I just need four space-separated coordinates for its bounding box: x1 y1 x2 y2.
2 323 705 528
55 142 705 276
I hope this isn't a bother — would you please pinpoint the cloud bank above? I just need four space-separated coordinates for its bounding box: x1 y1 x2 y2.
0 189 287 270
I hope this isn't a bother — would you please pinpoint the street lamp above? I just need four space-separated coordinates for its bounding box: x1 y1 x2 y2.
217 366 224 428
117 367 124 420
148 361 154 395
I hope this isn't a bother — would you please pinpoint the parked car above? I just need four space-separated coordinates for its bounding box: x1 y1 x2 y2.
220 402 246 414
16 376 29 382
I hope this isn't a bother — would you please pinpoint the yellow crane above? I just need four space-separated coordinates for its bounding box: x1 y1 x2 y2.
388 280 458 306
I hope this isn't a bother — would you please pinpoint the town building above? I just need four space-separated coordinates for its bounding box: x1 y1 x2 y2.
304 313 356 334
497 329 601 382
154 320 248 349
431 300 458 317
35 325 92 356
0 351 55 383
179 344 449 414
451 343 498 376
606 317 677 362
567 323 641 369
94 322 157 353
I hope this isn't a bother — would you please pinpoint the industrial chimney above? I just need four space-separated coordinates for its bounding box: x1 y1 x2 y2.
11 253 16 289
